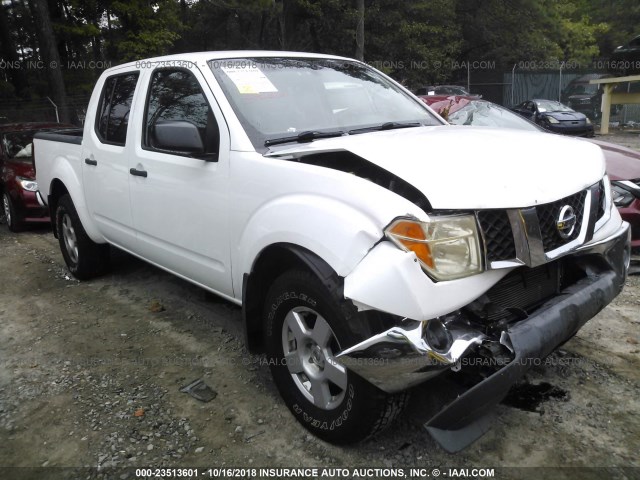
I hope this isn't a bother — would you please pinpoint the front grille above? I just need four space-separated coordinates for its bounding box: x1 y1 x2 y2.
477 182 603 264
477 210 516 262
465 257 588 333
597 180 606 220
468 262 562 326
537 190 587 251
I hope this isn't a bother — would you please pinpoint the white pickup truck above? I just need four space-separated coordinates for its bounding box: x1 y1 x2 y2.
35 51 631 451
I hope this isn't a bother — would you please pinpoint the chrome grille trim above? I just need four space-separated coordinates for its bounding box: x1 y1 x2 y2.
478 179 610 269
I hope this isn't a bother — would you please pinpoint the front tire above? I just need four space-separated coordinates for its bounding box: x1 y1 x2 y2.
264 269 407 444
3 192 23 232
56 194 110 280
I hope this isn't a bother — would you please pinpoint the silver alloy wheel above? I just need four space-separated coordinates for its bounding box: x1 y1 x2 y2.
281 306 347 410
3 194 11 226
61 213 79 264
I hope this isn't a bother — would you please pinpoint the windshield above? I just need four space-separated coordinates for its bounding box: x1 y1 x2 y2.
564 83 598 96
434 86 469 95
535 100 574 113
448 101 541 131
2 131 36 160
209 57 441 151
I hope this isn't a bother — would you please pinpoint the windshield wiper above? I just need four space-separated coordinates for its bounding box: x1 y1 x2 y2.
264 130 345 147
348 121 422 135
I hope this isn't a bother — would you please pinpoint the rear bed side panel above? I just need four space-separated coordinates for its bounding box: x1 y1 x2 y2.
35 138 104 242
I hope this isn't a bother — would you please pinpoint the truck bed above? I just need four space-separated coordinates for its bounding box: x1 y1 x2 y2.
34 128 83 145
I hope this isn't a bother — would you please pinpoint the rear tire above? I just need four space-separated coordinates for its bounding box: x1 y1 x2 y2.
264 269 408 444
3 192 23 232
56 194 110 280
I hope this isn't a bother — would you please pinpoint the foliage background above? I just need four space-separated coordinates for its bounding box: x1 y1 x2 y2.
0 0 638 122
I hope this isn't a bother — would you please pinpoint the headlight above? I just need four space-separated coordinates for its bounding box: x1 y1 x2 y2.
546 117 560 124
385 215 483 281
611 182 638 207
17 177 38 192
585 117 592 125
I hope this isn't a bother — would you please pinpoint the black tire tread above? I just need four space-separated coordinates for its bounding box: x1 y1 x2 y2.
3 192 23 232
264 269 409 444
56 194 109 280
367 390 410 440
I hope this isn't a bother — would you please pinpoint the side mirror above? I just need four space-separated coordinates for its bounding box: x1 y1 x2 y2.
151 120 204 154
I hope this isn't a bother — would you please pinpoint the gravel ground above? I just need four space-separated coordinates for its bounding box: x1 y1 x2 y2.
1 133 639 480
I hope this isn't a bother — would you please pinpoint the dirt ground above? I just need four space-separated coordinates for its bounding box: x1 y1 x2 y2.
1 132 640 480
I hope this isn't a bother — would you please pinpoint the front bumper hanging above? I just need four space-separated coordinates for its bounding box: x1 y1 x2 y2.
337 222 630 452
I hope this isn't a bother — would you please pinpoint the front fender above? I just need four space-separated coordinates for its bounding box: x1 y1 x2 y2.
234 194 382 291
344 241 511 320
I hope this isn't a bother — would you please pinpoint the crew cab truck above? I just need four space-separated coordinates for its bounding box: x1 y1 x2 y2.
35 52 631 452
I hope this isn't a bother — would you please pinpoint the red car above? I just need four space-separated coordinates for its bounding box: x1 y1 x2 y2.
595 140 640 251
420 95 640 250
1 122 77 231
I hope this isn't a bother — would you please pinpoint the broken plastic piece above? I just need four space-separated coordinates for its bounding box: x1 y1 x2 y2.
180 378 217 402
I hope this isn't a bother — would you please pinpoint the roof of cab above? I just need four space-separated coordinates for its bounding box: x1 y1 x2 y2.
105 51 358 75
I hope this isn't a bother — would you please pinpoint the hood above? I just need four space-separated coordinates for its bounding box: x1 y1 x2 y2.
543 111 586 122
587 139 640 181
267 126 605 209
2 158 35 179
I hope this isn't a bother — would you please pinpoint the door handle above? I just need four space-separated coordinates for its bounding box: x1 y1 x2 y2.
84 158 97 166
129 168 148 178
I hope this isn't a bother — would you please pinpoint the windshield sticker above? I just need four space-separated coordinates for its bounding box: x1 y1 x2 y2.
221 65 278 94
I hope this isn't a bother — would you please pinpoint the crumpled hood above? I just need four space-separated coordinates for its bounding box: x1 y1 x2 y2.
267 126 605 209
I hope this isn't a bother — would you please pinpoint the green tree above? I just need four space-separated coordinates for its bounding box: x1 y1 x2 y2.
457 0 608 69
367 0 462 86
586 0 640 58
109 0 182 61
30 0 71 122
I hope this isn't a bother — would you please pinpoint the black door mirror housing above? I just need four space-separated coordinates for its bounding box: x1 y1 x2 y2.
151 120 205 155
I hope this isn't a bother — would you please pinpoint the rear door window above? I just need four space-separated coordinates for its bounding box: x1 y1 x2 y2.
95 72 139 146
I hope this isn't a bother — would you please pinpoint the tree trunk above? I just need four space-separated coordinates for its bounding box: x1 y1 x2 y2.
278 0 296 50
0 1 30 98
30 0 71 123
355 0 364 61
278 0 287 49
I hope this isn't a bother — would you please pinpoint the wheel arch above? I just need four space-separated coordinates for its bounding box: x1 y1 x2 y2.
46 175 103 242
242 243 341 353
48 178 69 238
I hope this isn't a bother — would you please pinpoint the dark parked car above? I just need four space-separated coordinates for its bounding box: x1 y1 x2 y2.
610 34 640 75
421 95 640 250
561 74 622 119
1 122 76 231
511 99 594 137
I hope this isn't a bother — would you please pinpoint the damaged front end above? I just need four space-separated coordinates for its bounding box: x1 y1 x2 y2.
338 217 630 452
